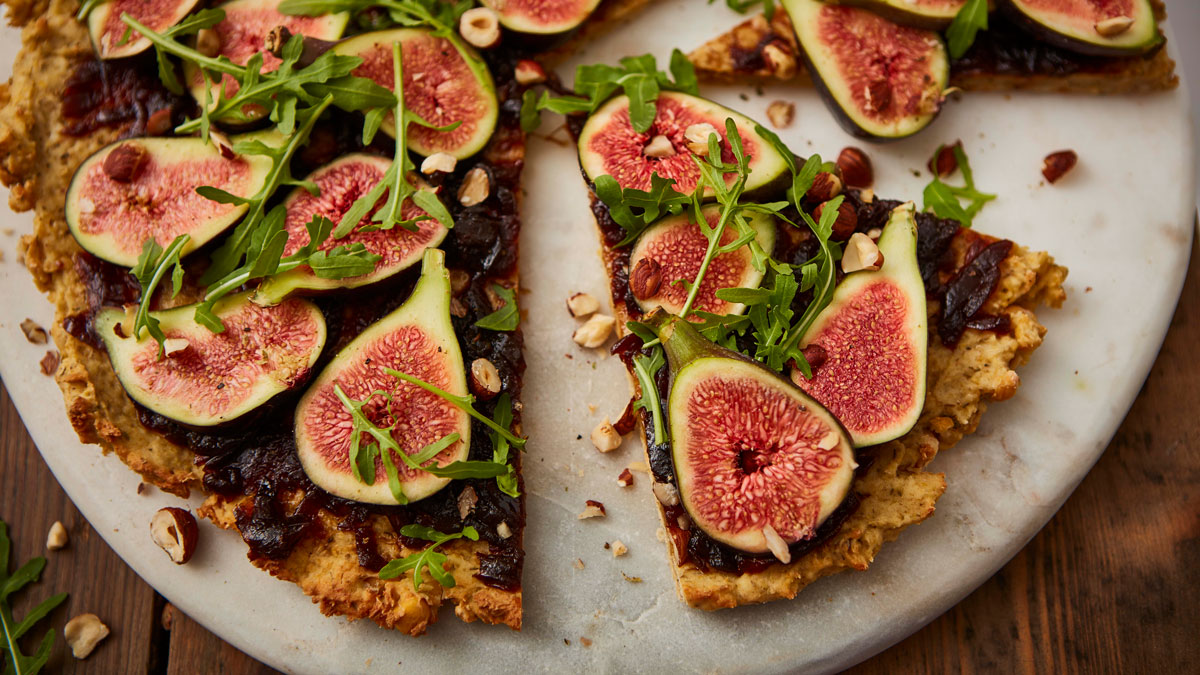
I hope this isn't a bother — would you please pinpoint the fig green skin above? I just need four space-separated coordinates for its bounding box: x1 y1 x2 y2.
793 203 927 447
996 0 1162 57
294 248 472 505
782 0 949 141
479 0 603 35
88 0 204 60
65 133 277 267
94 292 327 428
652 313 857 555
840 0 965 30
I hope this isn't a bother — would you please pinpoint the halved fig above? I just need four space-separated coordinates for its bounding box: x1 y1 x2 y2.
577 91 789 195
94 293 327 427
841 0 965 30
996 0 1161 56
185 0 350 124
253 154 448 304
783 0 949 141
295 249 471 505
628 204 776 318
478 0 603 35
653 313 856 557
65 136 274 267
331 28 499 159
88 0 204 60
792 203 927 447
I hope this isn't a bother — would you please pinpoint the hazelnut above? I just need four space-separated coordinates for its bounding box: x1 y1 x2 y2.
578 500 606 519
208 129 236 159
457 167 490 206
514 59 546 85
1095 15 1134 37
628 258 662 299
19 318 47 344
859 188 875 204
929 141 961 178
836 146 873 188
145 108 174 136
766 100 795 129
470 358 502 399
421 152 457 175
762 524 791 564
566 291 601 318
813 200 858 241
162 338 190 356
150 507 199 564
616 468 634 487
590 417 622 453
652 481 680 507
642 134 675 158
611 540 628 557
612 399 637 435
841 232 884 273
459 7 501 49
1042 150 1078 184
40 350 60 376
761 41 797 79
573 558 586 570
496 521 513 539
457 485 479 520
573 314 615 349
684 122 720 155
807 172 842 203
800 343 827 371
195 28 221 57
864 79 892 113
102 143 150 183
64 614 110 659
46 521 68 550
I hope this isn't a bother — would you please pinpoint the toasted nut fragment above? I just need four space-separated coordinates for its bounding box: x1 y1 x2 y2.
162 338 190 356
842 232 884 273
1042 150 1078 184
864 80 892 113
616 468 634 488
590 417 621 453
457 485 479 520
807 172 842 203
496 521 513 539
19 318 46 344
40 350 60 376
628 258 662 299
573 314 615 349
514 59 546 85
459 7 501 49
196 28 221 57
611 540 628 557
449 297 468 318
1095 15 1134 36
64 614 110 659
573 558 585 570
613 399 637 435
800 343 827 371
102 143 150 183
762 524 791 564
458 167 491 206
642 134 675 158
449 269 471 296
814 200 858 241
929 140 961 177
836 146 873 188
470 358 502 399
652 481 680 507
676 512 692 530
766 100 794 129
761 41 797 78
145 108 174 136
684 122 719 155
150 507 198 564
859 188 875 204
578 500 606 519
46 521 68 550
566 292 601 318
866 227 883 240
421 152 457 175
818 430 841 450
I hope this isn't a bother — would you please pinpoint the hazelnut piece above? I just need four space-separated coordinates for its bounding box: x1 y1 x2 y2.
761 41 797 79
766 100 794 129
150 507 199 564
813 200 858 241
684 123 720 155
457 485 479 520
841 232 885 273
807 172 842 203
46 521 68 550
578 500 606 519
459 7 501 49
195 28 221 57
496 521 513 539
145 108 174 136
1042 150 1078 184
836 146 873 188
1095 15 1134 37
470 358 502 399
566 292 600 318
514 59 546 85
458 166 491 206
421 152 457 175
20 318 47 344
762 524 791 564
590 417 622 453
864 80 892 113
611 540 628 557
642 134 675 158
64 614 110 659
573 314 615 349
928 141 962 178
102 143 150 183
652 481 680 507
628 258 662 299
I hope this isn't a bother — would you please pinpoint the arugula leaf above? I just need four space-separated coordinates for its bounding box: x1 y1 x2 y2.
378 525 479 591
946 0 989 60
384 368 527 449
711 0 776 20
0 521 68 675
475 284 520 332
593 173 690 245
921 143 996 228
129 234 191 356
631 346 667 446
489 393 520 498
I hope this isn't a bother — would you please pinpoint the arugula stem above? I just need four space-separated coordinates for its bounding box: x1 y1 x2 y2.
133 235 190 340
121 14 243 77
386 369 526 448
632 353 666 446
677 181 744 318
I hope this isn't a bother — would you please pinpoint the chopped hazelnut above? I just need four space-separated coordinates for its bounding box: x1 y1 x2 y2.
496 521 513 539
684 123 720 155
611 540 628 557
642 134 675 158
102 143 150 183
616 468 634 488
150 507 199 564
459 7 500 49
457 485 478 520
195 28 221 57
1042 150 1078 184
841 232 884 274
628 258 662 299
470 358 502 399
761 41 797 79
64 614 110 659
577 500 606 519
162 338 190 356
807 172 842 203
652 481 680 507
762 524 791 564
573 314 615 349
457 166 491 206
46 521 68 551
573 558 585 570
813 199 858 241
420 152 457 175
590 417 621 453
514 59 546 85
1094 15 1134 36
20 318 47 344
566 292 600 318
766 100 794 129
40 350 59 376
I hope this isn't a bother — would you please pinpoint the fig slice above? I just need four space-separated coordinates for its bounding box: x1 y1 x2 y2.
94 293 327 427
577 91 789 196
628 204 776 318
478 0 603 35
841 0 965 30
653 313 856 556
330 28 499 159
996 0 1162 56
65 135 275 267
184 0 350 124
783 0 949 141
253 153 448 304
88 0 204 60
792 203 928 447
294 248 472 505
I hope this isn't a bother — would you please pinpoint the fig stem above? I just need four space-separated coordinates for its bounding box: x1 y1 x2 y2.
384 368 527 449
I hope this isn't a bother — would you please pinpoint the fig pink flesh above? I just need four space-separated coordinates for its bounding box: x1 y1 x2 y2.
351 34 488 153
637 212 750 318
682 375 848 542
282 160 443 278
818 6 940 123
77 155 252 258
493 0 595 23
127 299 321 418
795 279 919 438
1019 0 1133 20
300 326 465 481
586 96 760 193
97 0 185 54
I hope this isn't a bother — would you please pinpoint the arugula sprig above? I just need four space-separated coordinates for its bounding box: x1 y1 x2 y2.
626 322 668 446
594 173 691 246
379 524 479 591
0 520 69 675
489 393 520 498
475 284 519 331
520 49 699 134
946 0 989 59
129 235 190 355
384 368 527 449
922 142 995 228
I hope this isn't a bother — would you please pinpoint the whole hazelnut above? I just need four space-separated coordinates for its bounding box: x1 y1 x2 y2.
836 146 873 188
629 258 663 299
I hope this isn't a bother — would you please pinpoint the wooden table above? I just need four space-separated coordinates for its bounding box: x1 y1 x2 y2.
3 241 1198 674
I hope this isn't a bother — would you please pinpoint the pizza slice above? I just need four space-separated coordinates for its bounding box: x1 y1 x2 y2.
524 55 1066 609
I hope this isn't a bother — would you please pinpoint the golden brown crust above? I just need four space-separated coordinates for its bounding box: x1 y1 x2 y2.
687 7 1178 94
